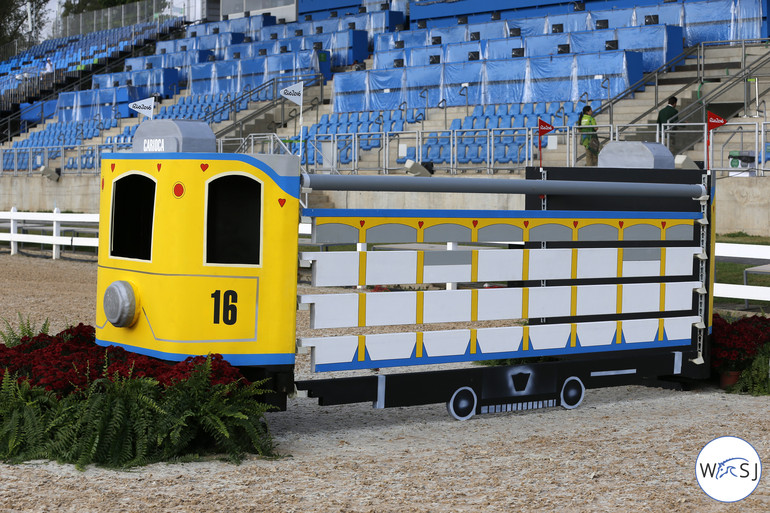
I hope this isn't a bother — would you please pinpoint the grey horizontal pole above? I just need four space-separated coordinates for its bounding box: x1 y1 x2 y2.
301 174 707 200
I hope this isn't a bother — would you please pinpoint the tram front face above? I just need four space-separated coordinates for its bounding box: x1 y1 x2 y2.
95 149 300 368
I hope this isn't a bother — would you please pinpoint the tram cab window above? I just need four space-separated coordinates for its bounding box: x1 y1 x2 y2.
111 174 156 260
206 175 261 265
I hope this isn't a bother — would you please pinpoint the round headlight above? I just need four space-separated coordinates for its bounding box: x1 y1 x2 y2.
104 280 138 328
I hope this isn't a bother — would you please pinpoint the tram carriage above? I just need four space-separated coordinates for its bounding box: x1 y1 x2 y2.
95 121 714 419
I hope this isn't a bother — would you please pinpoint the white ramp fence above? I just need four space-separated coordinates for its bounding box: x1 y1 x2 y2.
2 210 770 306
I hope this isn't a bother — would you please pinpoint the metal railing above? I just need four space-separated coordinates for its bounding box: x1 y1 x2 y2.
6 119 770 176
211 73 325 139
52 0 180 39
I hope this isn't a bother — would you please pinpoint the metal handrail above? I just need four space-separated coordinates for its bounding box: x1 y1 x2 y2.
209 72 324 138
719 125 744 170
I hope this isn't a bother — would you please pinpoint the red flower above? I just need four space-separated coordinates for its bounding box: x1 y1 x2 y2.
0 324 248 397
711 314 770 372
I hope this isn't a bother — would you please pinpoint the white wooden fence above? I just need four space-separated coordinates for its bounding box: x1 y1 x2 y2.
2 209 770 305
0 208 99 259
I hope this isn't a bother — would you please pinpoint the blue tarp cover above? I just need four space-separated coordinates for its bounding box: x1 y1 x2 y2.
546 13 590 34
367 69 406 111
486 38 524 60
525 33 569 57
445 41 483 63
374 49 406 69
588 9 635 30
484 58 527 105
528 54 576 103
409 45 444 67
443 61 484 107
465 21 508 41
405 65 444 107
429 25 468 45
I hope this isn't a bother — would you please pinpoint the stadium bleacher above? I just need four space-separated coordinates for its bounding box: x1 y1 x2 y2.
0 0 766 174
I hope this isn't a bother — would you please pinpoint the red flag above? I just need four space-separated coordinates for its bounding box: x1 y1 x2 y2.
538 117 555 136
707 111 726 132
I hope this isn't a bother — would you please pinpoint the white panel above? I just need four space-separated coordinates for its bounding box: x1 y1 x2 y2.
622 318 660 343
576 285 617 316
664 316 700 341
301 294 359 329
477 326 523 353
423 290 472 323
300 336 358 368
366 251 417 285
365 332 417 360
528 286 572 318
665 281 699 311
577 248 618 279
665 247 699 276
366 291 417 326
422 330 470 357
715 282 770 301
529 323 571 350
477 249 524 281
576 320 617 347
528 249 573 280
716 242 770 259
621 283 661 313
423 264 472 284
477 288 523 320
622 260 660 278
303 251 359 286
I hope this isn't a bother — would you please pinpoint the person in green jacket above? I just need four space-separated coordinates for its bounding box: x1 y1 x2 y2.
657 96 678 151
578 105 599 166
657 96 678 126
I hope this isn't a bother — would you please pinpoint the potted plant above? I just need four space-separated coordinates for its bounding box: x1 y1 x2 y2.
711 314 770 388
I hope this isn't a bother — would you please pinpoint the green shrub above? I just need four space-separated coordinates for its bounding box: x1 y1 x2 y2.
0 371 60 462
0 314 50 348
0 356 276 469
730 343 770 396
155 356 275 462
48 371 164 469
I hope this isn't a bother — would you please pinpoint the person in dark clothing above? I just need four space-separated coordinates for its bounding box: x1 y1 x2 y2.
657 96 678 126
657 96 678 152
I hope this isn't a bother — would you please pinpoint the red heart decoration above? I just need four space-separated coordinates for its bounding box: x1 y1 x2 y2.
661 221 667 228
359 220 365 227
619 221 624 228
418 221 424 228
201 163 209 172
472 220 478 227
523 221 529 228
573 221 578 228
110 163 115 172
539 194 545 200
278 198 286 207
157 163 161 171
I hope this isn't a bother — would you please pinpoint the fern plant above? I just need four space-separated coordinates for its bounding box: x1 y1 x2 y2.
0 371 60 462
0 314 50 348
156 356 275 463
47 370 164 470
730 343 770 396
0 348 276 468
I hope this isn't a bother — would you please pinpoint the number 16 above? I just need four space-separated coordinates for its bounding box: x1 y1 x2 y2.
211 290 237 325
